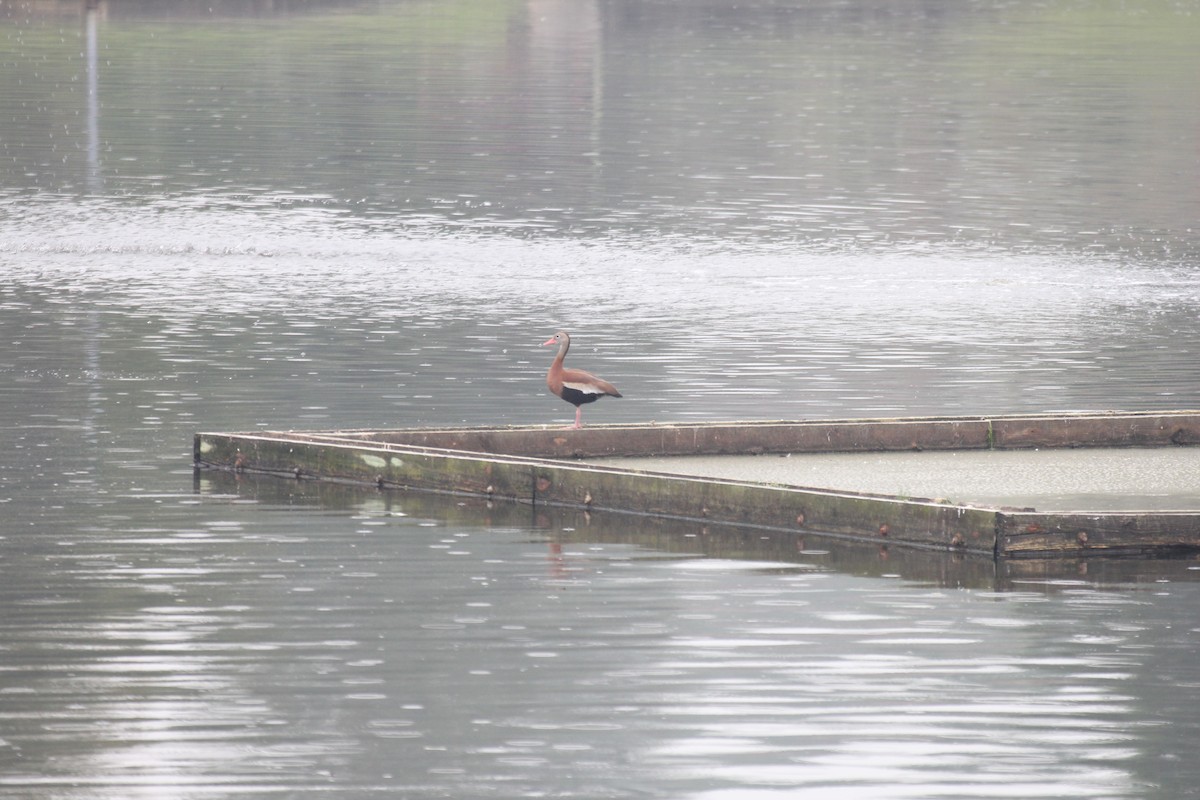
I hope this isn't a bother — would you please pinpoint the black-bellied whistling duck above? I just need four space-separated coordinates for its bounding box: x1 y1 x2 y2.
543 330 622 429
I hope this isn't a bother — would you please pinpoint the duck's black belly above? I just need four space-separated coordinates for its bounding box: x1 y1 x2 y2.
560 386 602 407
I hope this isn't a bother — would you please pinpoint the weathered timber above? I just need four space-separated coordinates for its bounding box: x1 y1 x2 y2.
294 410 1200 459
194 411 1200 558
288 417 991 458
990 413 1200 449
998 511 1200 558
195 430 998 553
524 462 998 554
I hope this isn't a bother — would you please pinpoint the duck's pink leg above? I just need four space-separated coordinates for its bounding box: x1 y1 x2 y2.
574 407 583 429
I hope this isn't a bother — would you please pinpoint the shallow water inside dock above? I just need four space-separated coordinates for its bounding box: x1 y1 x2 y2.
4 0 1200 797
597 447 1200 512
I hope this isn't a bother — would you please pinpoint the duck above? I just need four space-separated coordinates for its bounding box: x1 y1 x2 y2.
542 330 622 428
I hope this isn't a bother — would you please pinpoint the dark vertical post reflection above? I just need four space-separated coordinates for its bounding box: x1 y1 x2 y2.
84 0 102 192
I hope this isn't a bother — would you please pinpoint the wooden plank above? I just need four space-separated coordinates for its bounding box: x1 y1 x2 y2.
524 463 999 554
991 412 1200 449
194 412 1200 558
320 418 992 458
196 432 532 499
997 511 1200 557
310 411 1200 458
195 431 1000 554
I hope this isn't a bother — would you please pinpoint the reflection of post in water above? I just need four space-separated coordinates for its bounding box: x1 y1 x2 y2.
533 507 595 580
547 540 567 579
84 0 103 192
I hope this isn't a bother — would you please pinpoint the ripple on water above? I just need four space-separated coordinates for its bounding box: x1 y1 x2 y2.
5 194 1200 423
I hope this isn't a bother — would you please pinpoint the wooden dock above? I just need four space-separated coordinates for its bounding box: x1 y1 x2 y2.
194 411 1200 559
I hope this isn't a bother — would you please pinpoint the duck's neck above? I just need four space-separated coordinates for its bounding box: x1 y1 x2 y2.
553 338 570 368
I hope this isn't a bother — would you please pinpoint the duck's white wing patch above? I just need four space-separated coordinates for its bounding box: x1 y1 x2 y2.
563 380 606 395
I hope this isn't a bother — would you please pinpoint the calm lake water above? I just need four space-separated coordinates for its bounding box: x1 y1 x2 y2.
3 0 1200 797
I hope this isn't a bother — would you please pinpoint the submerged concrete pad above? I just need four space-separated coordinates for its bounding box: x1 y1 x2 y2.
593 448 1200 512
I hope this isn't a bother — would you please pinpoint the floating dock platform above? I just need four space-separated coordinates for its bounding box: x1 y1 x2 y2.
194 411 1200 559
